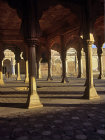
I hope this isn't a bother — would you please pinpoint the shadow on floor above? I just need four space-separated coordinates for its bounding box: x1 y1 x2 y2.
0 103 27 109
0 91 28 95
40 96 82 99
38 91 84 95
43 103 105 107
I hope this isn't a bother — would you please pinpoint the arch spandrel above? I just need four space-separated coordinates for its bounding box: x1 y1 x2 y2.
65 35 83 51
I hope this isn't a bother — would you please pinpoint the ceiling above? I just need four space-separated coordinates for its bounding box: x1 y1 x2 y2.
0 0 104 50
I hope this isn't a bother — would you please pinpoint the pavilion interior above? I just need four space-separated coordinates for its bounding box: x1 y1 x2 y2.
0 0 105 106
0 0 105 139
0 0 105 110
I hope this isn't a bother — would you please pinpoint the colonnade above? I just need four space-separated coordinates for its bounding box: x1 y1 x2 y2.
0 45 104 85
0 0 104 109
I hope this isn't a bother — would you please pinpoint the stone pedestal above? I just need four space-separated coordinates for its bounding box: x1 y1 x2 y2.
17 62 21 80
83 40 99 99
26 46 43 109
25 60 29 83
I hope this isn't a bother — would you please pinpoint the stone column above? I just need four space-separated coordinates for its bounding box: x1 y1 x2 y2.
77 49 83 78
11 58 15 75
84 44 89 86
47 50 53 81
66 59 68 76
16 61 21 80
23 47 29 83
21 0 43 108
11 65 15 75
39 63 42 79
61 53 67 83
25 59 29 83
36 58 42 79
0 52 4 86
15 49 21 81
26 41 43 108
97 47 104 79
60 35 68 83
75 55 78 73
83 40 99 99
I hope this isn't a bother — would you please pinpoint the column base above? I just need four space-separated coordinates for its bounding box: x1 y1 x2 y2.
26 92 43 109
17 77 21 80
47 77 53 81
77 74 84 78
25 78 29 83
61 77 69 83
39 75 42 79
36 76 42 79
83 86 100 100
0 79 4 86
98 74 105 79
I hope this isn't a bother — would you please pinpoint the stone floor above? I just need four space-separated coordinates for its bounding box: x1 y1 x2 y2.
0 77 105 140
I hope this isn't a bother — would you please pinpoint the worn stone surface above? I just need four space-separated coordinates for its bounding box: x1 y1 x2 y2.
0 78 105 140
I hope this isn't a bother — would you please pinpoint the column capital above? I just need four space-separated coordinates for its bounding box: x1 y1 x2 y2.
26 38 40 47
87 40 94 46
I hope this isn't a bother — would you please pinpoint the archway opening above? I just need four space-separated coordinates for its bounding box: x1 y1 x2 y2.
3 49 15 76
66 47 77 77
3 59 11 74
91 44 99 77
51 49 62 78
